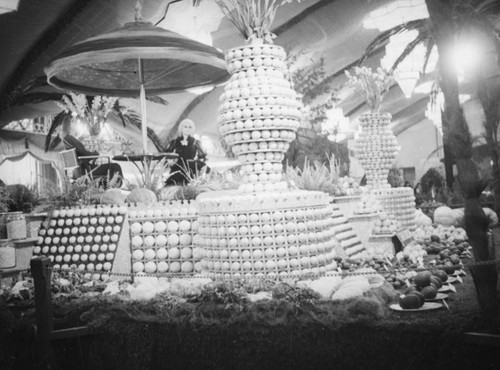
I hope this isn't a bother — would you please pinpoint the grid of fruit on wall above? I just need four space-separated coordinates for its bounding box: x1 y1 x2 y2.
129 201 202 275
33 205 127 277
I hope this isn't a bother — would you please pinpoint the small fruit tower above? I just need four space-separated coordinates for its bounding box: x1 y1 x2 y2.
346 67 416 255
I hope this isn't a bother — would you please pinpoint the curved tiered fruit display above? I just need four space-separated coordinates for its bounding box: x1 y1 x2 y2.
197 190 339 277
371 188 416 229
218 43 302 193
355 113 399 189
128 201 202 275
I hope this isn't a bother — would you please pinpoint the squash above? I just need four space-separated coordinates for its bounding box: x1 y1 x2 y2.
452 207 497 227
100 189 127 205
126 188 158 204
483 207 498 227
433 206 460 226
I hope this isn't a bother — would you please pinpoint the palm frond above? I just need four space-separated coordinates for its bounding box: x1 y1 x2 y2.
474 0 500 15
359 19 428 66
146 95 169 105
422 38 436 76
388 34 426 73
9 92 65 107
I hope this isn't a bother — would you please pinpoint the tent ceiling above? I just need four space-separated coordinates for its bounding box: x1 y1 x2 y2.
0 0 471 151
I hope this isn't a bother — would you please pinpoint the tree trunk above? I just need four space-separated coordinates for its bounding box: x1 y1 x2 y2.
442 140 455 189
476 76 500 216
426 0 498 325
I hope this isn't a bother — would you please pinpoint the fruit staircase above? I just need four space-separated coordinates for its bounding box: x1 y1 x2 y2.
330 203 366 258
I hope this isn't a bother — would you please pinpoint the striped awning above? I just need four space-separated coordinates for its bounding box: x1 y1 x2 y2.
45 21 230 97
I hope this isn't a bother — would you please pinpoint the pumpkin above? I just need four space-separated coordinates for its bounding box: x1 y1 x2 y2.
100 189 127 205
126 188 158 204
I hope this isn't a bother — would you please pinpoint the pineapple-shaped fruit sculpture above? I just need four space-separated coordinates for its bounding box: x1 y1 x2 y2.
355 112 400 189
218 43 302 193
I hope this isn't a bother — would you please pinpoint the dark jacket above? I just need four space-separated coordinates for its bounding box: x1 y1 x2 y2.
166 136 206 162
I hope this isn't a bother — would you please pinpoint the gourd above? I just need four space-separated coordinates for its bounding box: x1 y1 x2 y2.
126 188 158 204
101 189 127 205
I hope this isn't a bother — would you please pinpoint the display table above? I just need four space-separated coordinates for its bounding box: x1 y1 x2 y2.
113 153 178 188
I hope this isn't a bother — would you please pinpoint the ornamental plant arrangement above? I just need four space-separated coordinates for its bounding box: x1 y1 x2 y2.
217 0 301 44
57 92 121 137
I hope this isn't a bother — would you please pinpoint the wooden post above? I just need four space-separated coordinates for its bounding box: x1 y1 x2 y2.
31 257 57 369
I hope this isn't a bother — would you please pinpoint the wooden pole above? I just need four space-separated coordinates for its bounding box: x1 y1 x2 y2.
31 257 57 369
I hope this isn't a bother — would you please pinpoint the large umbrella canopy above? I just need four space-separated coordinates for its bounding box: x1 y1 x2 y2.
45 16 230 153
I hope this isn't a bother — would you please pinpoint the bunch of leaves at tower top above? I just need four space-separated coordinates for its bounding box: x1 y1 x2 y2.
345 66 393 112
216 0 301 43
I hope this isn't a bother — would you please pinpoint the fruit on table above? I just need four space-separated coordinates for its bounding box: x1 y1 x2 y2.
433 206 463 226
429 275 443 290
420 285 438 299
126 188 158 204
101 189 127 204
442 262 457 274
433 269 448 283
399 292 425 309
413 270 432 289
430 235 440 243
